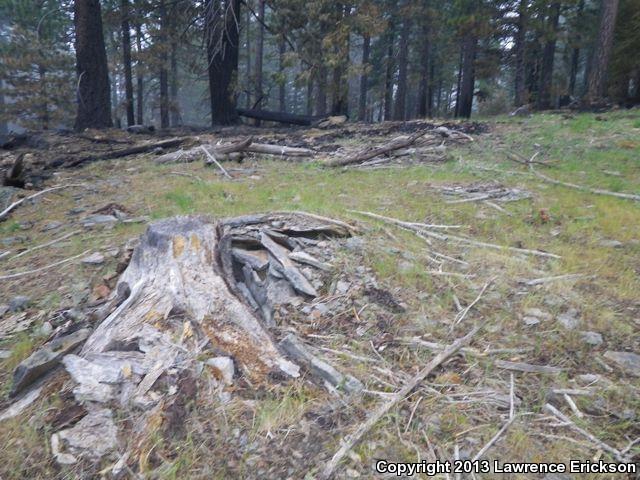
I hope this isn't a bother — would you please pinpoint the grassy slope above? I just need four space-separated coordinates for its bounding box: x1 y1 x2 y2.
0 111 639 478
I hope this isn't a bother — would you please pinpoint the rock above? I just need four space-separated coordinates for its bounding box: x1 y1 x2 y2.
0 386 43 422
289 250 333 271
580 331 603 346
523 316 540 326
8 295 30 312
0 349 10 359
91 284 111 300
599 239 623 248
556 308 580 330
603 351 640 376
10 328 90 396
336 280 351 294
206 357 235 385
524 308 552 322
81 214 118 227
0 304 9 317
37 321 53 337
280 333 363 394
51 408 118 464
81 252 105 265
344 237 364 251
42 221 63 231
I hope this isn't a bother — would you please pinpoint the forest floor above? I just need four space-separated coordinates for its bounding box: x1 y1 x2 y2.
0 111 639 479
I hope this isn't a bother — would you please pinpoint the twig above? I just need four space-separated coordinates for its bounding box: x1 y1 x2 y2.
351 210 560 259
0 184 85 222
530 165 640 202
0 249 90 281
509 373 515 420
200 146 232 178
563 393 584 418
320 323 486 479
495 360 563 374
472 416 517 461
453 279 493 328
521 273 587 286
7 230 81 261
404 396 423 434
543 403 625 461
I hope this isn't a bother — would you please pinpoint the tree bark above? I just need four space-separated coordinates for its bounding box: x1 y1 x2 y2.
315 65 327 116
417 24 430 117
357 34 370 122
278 36 286 112
393 17 410 120
73 0 113 130
170 14 180 127
121 0 135 126
568 0 585 97
383 28 395 121
159 0 169 128
205 0 241 125
536 2 561 110
254 0 265 119
134 8 144 125
245 6 252 109
514 0 527 107
586 0 620 103
456 33 477 118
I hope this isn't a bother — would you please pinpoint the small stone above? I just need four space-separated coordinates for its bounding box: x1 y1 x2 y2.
344 237 364 251
576 373 601 384
92 284 111 300
0 350 10 359
206 357 234 385
523 316 540 326
42 221 63 231
580 331 603 346
603 351 640 377
336 280 351 294
524 308 552 321
8 295 30 312
557 308 580 330
38 321 53 337
599 239 623 248
0 304 9 317
81 214 118 227
82 252 105 265
314 303 329 315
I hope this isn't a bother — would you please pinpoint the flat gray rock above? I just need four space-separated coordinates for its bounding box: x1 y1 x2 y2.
81 252 105 265
42 221 63 231
557 308 580 330
81 214 118 227
11 328 90 396
8 295 30 312
603 351 640 376
51 408 118 464
581 331 603 346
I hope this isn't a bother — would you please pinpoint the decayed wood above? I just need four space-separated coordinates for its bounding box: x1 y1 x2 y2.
245 143 315 157
494 360 563 374
0 184 85 222
236 107 324 126
201 146 232 179
325 130 429 167
320 323 485 479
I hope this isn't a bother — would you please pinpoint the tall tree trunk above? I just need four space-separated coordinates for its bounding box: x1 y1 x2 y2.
306 74 313 115
135 25 144 124
417 24 430 117
73 0 112 130
586 0 620 103
454 44 463 117
245 7 251 108
158 0 169 128
278 36 286 112
315 66 327 115
514 0 527 107
38 64 49 130
358 33 370 121
536 2 561 110
383 28 395 121
205 0 241 125
254 0 265 115
456 33 477 118
121 0 135 126
170 39 179 126
393 17 410 120
568 0 585 97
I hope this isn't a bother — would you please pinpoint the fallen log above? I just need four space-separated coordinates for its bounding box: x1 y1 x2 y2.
245 143 315 157
237 108 324 126
50 138 185 168
325 130 429 167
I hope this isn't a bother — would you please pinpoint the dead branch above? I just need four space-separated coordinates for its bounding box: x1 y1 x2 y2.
245 143 315 157
0 184 85 222
6 230 82 261
521 273 587 286
0 249 91 281
453 280 493 328
201 146 232 178
494 360 563 374
530 165 640 202
320 323 486 479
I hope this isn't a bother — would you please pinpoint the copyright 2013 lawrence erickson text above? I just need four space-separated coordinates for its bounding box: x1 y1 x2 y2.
374 459 637 476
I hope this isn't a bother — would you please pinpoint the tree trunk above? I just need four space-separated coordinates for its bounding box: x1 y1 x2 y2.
278 36 286 112
205 0 241 125
121 0 135 126
134 12 144 125
536 2 561 110
586 0 620 103
245 7 251 109
159 0 169 128
170 34 180 126
568 0 584 98
514 0 527 107
315 66 327 116
358 34 370 122
383 30 395 121
393 18 410 120
73 0 112 130
254 0 265 117
306 75 313 115
0 79 7 135
454 44 463 117
456 33 477 118
38 64 49 130
417 24 430 117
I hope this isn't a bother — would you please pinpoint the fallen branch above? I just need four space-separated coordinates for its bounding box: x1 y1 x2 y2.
495 360 563 374
530 165 640 202
201 146 232 179
521 273 587 286
6 229 82 261
0 249 91 281
320 323 485 479
453 280 493 328
0 184 85 222
351 210 560 259
544 403 626 462
245 143 315 157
